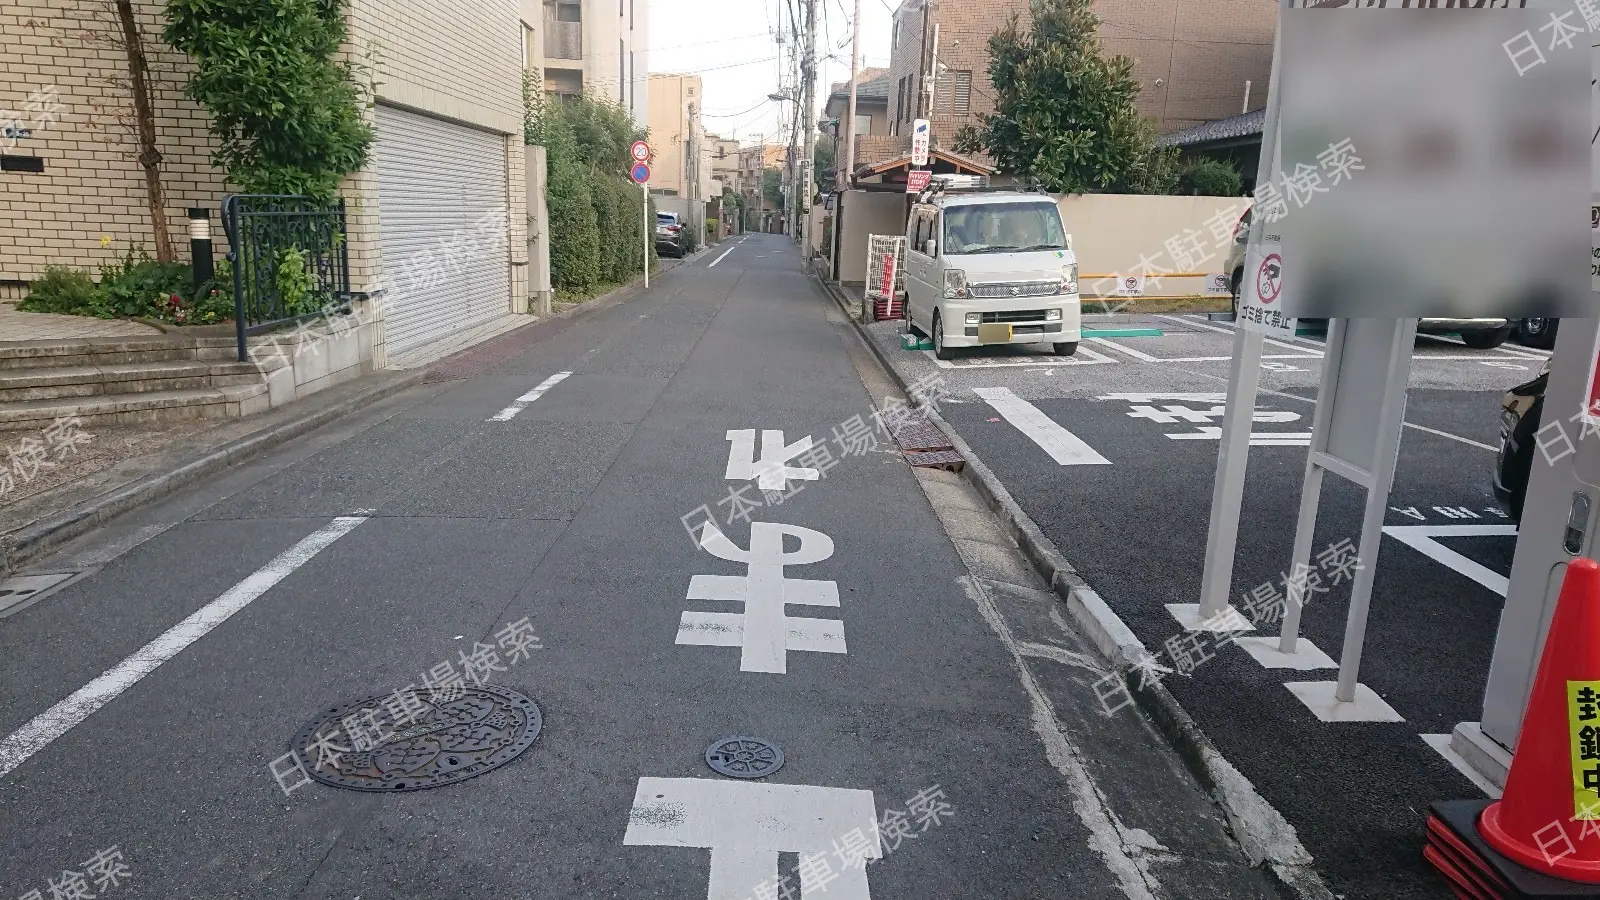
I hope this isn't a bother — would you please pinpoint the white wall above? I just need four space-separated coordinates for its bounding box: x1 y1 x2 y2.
836 190 911 283
1054 194 1254 297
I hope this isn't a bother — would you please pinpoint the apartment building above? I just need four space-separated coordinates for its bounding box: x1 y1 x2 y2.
708 134 742 195
1 0 543 359
541 0 649 123
885 0 1275 142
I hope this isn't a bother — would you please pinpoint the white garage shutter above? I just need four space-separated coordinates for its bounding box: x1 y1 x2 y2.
375 104 510 355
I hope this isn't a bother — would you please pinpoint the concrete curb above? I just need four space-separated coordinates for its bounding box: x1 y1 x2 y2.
813 273 1335 900
0 265 676 577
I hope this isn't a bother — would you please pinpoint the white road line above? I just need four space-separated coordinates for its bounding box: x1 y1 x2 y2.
1087 337 1159 362
973 387 1111 465
709 247 736 268
1383 524 1517 596
0 516 366 781
488 371 572 421
1156 315 1322 355
924 343 1117 368
1401 422 1497 452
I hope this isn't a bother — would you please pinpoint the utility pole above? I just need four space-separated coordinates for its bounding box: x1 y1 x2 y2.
797 0 817 257
841 0 861 193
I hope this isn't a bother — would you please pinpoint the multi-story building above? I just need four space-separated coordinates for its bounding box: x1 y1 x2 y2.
541 0 648 123
885 0 1275 144
822 68 891 188
1 0 547 360
737 144 788 232
647 73 718 243
707 134 742 195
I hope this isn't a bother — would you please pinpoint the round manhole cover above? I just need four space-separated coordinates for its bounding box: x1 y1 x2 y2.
705 736 784 779
290 685 541 792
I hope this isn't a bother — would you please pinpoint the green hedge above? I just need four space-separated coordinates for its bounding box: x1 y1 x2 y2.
526 85 656 296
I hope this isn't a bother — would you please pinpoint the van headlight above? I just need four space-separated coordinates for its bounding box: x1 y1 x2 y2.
1045 308 1062 321
1061 263 1078 294
965 312 981 325
944 269 968 299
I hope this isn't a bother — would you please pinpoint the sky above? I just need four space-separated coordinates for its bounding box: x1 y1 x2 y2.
647 0 896 148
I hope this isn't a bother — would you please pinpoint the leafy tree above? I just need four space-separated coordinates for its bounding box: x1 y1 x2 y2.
762 167 784 209
165 0 374 201
954 0 1163 194
1179 157 1243 197
114 0 174 260
813 132 836 192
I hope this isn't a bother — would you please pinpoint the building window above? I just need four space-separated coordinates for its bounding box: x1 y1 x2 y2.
620 39 625 99
555 1 580 22
891 21 899 49
630 0 635 29
952 71 972 115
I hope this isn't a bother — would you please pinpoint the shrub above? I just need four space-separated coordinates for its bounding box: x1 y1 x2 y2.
19 267 112 318
97 247 192 319
1181 158 1243 197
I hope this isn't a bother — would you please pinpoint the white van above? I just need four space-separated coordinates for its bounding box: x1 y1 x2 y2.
902 188 1080 360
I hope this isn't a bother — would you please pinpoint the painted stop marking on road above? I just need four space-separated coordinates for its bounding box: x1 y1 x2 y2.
1256 253 1282 305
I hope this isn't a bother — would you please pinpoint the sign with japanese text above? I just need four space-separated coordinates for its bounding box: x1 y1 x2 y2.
1570 681 1600 819
911 120 930 167
906 170 932 194
1236 236 1295 338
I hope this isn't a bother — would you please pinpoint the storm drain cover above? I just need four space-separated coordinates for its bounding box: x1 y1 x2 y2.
705 736 784 779
0 572 80 618
889 419 953 452
290 685 541 792
904 449 965 472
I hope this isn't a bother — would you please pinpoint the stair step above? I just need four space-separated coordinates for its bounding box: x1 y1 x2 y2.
0 384 269 431
0 335 242 371
0 359 279 403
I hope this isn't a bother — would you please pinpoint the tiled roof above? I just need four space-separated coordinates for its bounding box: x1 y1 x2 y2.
1156 108 1266 148
829 70 891 102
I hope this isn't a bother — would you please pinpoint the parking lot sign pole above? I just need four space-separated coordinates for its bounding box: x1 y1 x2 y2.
1195 0 1290 624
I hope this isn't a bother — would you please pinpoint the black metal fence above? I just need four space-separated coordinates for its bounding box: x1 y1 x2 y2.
221 194 351 362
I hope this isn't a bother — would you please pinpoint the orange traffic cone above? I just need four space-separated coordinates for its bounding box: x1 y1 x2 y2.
1479 558 1600 883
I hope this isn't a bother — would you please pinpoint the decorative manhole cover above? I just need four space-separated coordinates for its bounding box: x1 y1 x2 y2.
290 685 542 792
705 736 784 779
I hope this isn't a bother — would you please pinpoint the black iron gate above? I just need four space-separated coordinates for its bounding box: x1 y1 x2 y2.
221 194 352 362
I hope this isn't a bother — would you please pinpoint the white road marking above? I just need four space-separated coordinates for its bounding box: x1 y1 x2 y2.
709 247 736 268
488 371 572 421
1400 422 1497 452
0 516 366 780
1156 315 1321 355
973 387 1112 465
1165 427 1313 446
1383 524 1517 596
625 777 881 900
678 522 842 674
724 429 819 490
922 343 1117 368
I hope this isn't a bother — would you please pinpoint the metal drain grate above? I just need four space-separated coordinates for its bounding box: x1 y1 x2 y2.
904 449 965 472
705 736 785 779
290 685 542 792
889 418 953 452
0 572 81 618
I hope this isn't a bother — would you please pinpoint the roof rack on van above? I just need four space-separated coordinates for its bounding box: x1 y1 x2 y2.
915 173 1052 204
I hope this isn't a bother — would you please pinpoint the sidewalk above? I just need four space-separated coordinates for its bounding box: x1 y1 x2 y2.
0 265 684 576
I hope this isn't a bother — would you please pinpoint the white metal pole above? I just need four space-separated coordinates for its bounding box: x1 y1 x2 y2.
1334 319 1417 702
1242 80 1252 114
1195 0 1290 620
1277 317 1344 651
643 181 650 289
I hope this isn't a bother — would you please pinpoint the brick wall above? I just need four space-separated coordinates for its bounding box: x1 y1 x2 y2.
0 1 231 283
881 0 1275 144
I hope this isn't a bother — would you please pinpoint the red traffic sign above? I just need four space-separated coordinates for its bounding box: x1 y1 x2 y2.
629 162 651 185
906 170 932 194
1256 252 1282 304
630 140 651 163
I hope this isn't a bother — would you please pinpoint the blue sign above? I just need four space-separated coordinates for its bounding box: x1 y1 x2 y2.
630 162 651 185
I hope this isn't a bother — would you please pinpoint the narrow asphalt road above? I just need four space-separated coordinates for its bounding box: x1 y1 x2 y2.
0 234 1282 900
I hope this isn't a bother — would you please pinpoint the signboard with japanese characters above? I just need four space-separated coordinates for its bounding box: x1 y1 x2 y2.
1205 273 1231 295
906 170 932 194
1113 273 1146 297
1235 236 1294 338
911 119 930 167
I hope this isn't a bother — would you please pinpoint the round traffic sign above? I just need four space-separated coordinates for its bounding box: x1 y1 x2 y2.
630 140 651 162
629 161 651 185
1256 252 1283 304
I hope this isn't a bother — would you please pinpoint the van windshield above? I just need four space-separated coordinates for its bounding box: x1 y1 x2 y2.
943 202 1067 255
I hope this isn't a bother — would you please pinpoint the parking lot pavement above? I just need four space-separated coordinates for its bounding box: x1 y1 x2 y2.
862 313 1543 900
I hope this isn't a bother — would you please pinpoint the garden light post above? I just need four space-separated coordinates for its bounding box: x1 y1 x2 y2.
188 207 213 294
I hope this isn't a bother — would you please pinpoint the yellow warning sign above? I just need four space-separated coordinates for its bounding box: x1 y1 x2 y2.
1570 681 1600 819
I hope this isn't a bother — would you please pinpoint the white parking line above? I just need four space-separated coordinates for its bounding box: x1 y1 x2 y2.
1400 421 1498 452
922 343 1117 368
488 371 572 421
0 516 367 780
709 247 736 268
973 387 1112 465
1384 524 1517 596
1155 315 1323 355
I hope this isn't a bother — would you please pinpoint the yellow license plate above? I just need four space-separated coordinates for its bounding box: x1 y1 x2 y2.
977 323 1013 344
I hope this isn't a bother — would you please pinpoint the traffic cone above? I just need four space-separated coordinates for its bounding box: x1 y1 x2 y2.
1478 558 1600 883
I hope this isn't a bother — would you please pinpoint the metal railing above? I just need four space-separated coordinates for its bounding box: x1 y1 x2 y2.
221 194 351 362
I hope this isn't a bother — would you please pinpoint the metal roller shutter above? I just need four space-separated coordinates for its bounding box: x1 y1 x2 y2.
375 104 510 355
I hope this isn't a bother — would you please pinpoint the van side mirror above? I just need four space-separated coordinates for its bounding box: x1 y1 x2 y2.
925 239 937 257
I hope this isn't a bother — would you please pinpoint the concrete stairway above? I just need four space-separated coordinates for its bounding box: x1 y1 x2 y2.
0 335 283 431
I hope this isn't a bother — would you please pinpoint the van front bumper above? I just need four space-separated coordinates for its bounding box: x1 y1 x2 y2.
940 297 1082 347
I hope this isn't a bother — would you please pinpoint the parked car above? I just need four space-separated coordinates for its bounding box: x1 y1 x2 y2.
1515 317 1559 349
1493 361 1548 524
1226 206 1512 349
902 177 1080 361
655 212 684 258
